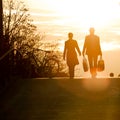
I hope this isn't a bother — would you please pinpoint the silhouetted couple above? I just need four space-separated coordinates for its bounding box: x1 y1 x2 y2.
63 27 102 78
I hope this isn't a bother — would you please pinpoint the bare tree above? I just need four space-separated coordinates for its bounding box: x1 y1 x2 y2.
3 0 39 49
2 0 46 60
1 0 44 78
2 0 64 78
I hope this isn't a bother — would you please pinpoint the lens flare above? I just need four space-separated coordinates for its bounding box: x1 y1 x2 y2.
82 78 110 92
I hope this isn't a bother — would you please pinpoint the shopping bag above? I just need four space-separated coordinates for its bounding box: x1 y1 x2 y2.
83 56 88 72
97 57 105 72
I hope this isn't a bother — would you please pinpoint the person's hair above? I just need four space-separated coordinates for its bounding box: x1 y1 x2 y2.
89 27 95 32
68 32 73 38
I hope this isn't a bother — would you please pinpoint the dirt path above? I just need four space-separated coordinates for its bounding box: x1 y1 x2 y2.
0 78 120 120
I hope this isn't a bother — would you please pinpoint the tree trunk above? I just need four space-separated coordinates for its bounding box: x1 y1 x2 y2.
0 0 3 54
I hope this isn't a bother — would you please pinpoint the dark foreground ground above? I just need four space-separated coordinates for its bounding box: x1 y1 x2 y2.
0 77 120 120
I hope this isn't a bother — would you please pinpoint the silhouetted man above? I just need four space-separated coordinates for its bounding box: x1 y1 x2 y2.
82 27 102 77
63 32 81 79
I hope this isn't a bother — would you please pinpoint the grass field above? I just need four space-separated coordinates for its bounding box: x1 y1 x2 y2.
0 77 120 120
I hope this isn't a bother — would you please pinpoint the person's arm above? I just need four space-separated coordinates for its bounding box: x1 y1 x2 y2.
75 41 81 56
82 37 87 56
63 42 66 60
98 37 102 56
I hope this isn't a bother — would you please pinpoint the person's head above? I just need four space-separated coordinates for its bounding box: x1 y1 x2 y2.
89 27 95 35
68 32 73 39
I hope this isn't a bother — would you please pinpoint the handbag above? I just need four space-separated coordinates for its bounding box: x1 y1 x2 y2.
83 56 88 72
97 56 105 72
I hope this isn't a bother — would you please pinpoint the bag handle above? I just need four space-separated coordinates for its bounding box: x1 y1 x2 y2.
83 55 87 60
99 55 102 60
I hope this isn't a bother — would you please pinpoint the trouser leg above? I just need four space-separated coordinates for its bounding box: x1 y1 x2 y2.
93 56 98 74
88 56 93 75
88 56 98 77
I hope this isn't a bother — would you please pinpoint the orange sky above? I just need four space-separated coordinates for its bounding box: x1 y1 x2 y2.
25 0 120 77
25 0 120 50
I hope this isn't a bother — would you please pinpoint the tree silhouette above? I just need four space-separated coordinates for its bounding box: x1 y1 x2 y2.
3 0 37 48
0 0 3 54
0 0 4 80
0 0 66 79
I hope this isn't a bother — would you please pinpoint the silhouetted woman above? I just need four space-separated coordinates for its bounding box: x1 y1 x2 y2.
63 32 81 78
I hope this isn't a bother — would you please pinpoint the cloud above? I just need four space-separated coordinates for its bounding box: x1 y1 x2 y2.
102 41 120 51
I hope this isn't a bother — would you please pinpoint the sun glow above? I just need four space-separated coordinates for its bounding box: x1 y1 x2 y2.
102 42 120 51
27 0 120 30
38 0 120 29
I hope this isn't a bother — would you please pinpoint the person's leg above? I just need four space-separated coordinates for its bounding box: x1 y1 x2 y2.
88 56 94 76
94 56 98 68
69 65 75 79
93 56 98 77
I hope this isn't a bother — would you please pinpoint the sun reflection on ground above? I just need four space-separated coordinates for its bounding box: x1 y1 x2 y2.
57 77 111 101
82 78 110 92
